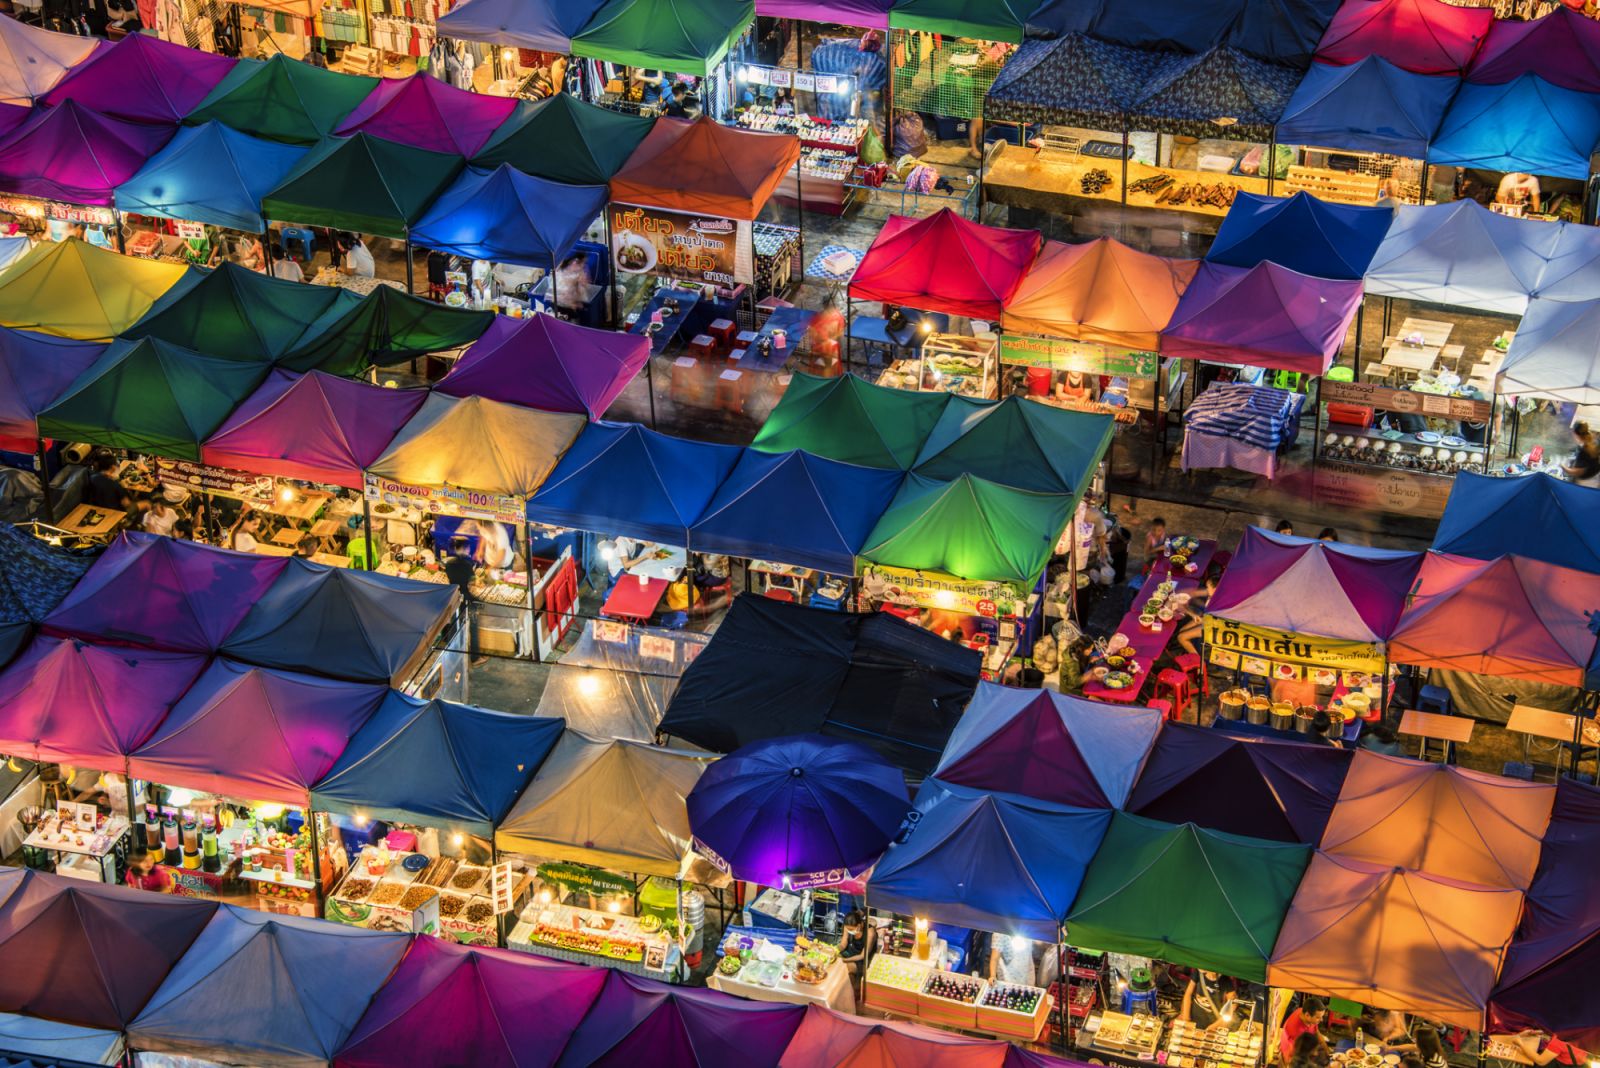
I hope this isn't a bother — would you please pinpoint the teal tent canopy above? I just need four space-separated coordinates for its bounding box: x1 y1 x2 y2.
261 133 463 240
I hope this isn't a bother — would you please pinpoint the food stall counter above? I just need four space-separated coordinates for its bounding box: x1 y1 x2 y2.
707 931 855 1011
1082 538 1215 704
508 901 678 978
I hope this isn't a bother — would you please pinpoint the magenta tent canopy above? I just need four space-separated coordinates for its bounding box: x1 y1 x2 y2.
334 72 518 157
0 99 173 207
1468 7 1600 93
754 0 889 28
202 369 428 489
41 31 236 124
436 314 649 419
1160 261 1363 375
1313 0 1492 75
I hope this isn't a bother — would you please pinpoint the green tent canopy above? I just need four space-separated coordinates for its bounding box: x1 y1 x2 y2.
888 0 1030 42
184 54 378 145
37 337 267 461
1065 812 1312 983
570 0 754 75
471 93 656 185
285 285 494 374
751 372 951 470
859 472 1074 585
261 133 463 240
913 395 1114 495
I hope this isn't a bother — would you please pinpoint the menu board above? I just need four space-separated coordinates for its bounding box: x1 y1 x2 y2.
609 203 754 287
1322 380 1491 423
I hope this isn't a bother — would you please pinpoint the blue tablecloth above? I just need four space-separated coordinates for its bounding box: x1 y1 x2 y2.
630 289 702 353
742 306 817 372
1185 383 1306 451
848 310 950 350
806 244 864 283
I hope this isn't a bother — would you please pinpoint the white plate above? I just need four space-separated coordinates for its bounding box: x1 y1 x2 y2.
1414 431 1442 443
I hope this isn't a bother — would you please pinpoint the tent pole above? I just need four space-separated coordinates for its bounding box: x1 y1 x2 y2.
307 802 325 902
646 357 658 429
604 210 618 329
1119 125 1130 243
1353 295 1364 371
261 228 274 274
34 438 54 526
795 165 805 285
1266 132 1275 198
112 209 126 255
526 520 538 661
1056 927 1067 1052
362 496 376 571
123 757 137 828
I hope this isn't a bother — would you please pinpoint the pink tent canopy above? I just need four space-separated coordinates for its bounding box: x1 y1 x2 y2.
435 314 649 419
1314 0 1493 74
849 208 1042 319
1159 261 1363 375
41 32 236 123
334 72 518 157
0 327 105 451
202 369 428 489
755 0 889 27
0 100 173 206
777 1005 1011 1068
1468 7 1600 93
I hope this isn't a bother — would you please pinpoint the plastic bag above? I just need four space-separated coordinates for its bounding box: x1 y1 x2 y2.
892 112 927 158
859 128 886 164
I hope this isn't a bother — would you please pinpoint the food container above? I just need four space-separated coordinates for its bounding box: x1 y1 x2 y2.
1294 709 1317 734
1218 690 1246 721
1268 701 1293 730
1342 692 1373 719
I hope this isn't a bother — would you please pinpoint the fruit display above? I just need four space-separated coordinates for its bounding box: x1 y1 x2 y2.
919 970 986 1028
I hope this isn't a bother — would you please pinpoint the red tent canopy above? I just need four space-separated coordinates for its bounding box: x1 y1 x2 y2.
1314 0 1493 74
608 116 799 221
849 209 1042 320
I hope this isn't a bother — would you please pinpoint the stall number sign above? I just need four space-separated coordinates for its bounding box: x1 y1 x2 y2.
609 202 754 287
999 334 1160 379
362 473 526 524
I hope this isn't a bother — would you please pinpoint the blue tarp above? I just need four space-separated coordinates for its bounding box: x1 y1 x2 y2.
868 780 1112 941
1274 55 1457 160
1430 73 1600 180
527 421 742 546
409 164 607 269
1128 47 1302 142
1363 199 1559 316
1434 472 1600 576
1028 0 1340 68
312 692 562 835
1208 191 1394 280
115 122 307 234
688 449 903 576
985 34 1182 129
437 0 605 50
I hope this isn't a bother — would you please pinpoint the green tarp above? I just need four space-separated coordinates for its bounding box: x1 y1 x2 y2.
1065 812 1312 982
913 395 1114 495
286 285 494 373
570 0 754 75
751 373 950 470
261 133 463 240
36 337 267 461
888 0 1031 42
471 93 656 185
184 55 378 145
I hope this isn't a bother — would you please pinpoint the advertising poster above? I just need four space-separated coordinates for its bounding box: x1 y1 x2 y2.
609 203 753 287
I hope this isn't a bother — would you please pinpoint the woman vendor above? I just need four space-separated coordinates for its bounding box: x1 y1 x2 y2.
1180 971 1251 1031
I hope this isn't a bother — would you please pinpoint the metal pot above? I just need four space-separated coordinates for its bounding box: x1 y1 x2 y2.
1246 699 1272 726
1294 711 1317 734
1270 703 1295 731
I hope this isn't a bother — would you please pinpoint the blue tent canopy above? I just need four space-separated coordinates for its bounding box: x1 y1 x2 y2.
1430 73 1600 180
1363 200 1558 316
527 421 742 546
1496 297 1600 405
1435 472 1600 576
868 781 1112 941
1208 191 1394 280
1127 47 1301 142
1028 0 1340 68
688 449 903 576
312 692 562 835
985 34 1180 130
409 164 607 269
1274 56 1457 160
0 522 93 668
436 0 606 50
115 122 307 233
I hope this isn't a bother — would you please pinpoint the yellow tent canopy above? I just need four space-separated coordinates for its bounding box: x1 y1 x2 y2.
1001 237 1199 351
366 393 584 499
0 238 190 340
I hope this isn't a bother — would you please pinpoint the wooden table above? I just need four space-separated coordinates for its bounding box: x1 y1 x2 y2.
274 491 331 521
1082 541 1217 705
271 528 304 547
1399 708 1474 762
1380 342 1442 373
56 504 125 537
1399 317 1454 346
1508 703 1580 742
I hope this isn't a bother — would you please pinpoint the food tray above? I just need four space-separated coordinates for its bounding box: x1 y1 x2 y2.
337 877 376 902
448 865 489 894
368 883 405 907
438 893 470 920
399 886 437 912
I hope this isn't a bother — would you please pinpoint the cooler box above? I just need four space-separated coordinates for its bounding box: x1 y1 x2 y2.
1326 403 1373 428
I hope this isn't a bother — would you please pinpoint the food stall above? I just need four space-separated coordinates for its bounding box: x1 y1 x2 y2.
736 94 872 216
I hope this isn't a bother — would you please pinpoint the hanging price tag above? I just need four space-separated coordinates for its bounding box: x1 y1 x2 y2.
594 620 630 644
491 862 516 914
638 634 674 660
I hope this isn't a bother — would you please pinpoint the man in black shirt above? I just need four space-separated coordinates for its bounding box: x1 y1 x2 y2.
442 536 485 664
83 455 127 511
662 82 695 119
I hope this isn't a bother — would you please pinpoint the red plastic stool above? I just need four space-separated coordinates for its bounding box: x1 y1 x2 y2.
669 356 703 404
688 334 717 360
1173 652 1208 696
708 317 737 350
1147 697 1175 722
1155 668 1193 718
713 368 746 412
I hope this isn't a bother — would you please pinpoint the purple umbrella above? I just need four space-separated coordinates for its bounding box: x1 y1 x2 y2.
687 734 910 889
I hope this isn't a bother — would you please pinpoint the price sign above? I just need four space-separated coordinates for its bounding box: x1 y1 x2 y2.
175 220 206 240
813 74 837 93
768 68 792 87
638 634 674 660
594 620 629 644
491 862 516 914
794 72 816 91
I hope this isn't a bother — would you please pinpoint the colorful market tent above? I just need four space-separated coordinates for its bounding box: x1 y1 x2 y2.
1029 0 1341 66
984 35 1178 132
912 394 1114 496
128 658 386 806
559 972 804 1068
1160 261 1363 375
776 1009 1011 1068
849 209 1042 319
0 326 104 450
570 0 754 76
114 122 307 233
1312 0 1492 74
219 559 459 685
40 31 235 123
755 0 890 28
1274 56 1457 159
35 336 267 461
183 54 378 145
435 0 609 51
410 164 608 269
1001 236 1199 349
1495 296 1600 404
608 116 798 221
1363 200 1558 316
0 1013 123 1066
0 237 189 340
687 449 903 576
660 595 981 775
471 92 656 185
887 0 1030 42
312 692 563 836
1429 74 1600 180
1127 47 1301 142
1126 723 1354 844
436 313 647 418
127 907 409 1068
931 683 1162 808
261 133 463 240
1433 472 1600 575
0 521 93 667
1468 7 1600 92
1207 192 1394 281
1266 851 1525 1030
750 372 949 470
0 99 173 207
0 18 101 105
526 421 742 545
333 72 517 157
366 393 586 499
279 284 493 376
1066 813 1311 982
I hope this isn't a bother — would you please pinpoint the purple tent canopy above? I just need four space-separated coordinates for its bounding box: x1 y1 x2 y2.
0 326 105 450
1160 261 1363 375
334 72 518 157
754 0 890 28
0 100 173 207
41 32 235 124
1468 7 1600 93
436 314 649 419
1126 722 1354 844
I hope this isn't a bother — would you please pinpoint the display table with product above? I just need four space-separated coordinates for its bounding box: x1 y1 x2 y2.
325 845 446 933
738 108 869 217
22 812 129 884
706 931 855 1011
863 953 1052 1040
1082 538 1216 703
880 333 999 399
508 901 679 977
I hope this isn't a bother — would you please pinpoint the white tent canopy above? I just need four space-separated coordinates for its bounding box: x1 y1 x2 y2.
0 19 98 106
1496 297 1600 404
1363 200 1558 317
534 621 709 742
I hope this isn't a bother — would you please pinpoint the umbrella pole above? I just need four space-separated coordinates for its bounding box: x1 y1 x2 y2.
1266 132 1275 198
1056 927 1068 1052
526 520 537 661
261 228 274 274
1119 126 1130 243
112 209 126 255
123 757 137 827
362 496 376 571
34 438 53 526
647 355 658 430
307 802 325 903
404 233 415 295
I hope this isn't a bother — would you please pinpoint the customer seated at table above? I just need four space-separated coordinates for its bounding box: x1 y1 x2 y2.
83 454 129 511
1288 1031 1331 1068
1360 721 1405 757
1174 573 1219 657
1280 998 1328 1062
228 511 263 553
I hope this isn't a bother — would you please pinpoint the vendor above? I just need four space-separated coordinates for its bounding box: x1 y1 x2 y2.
84 454 130 511
1279 997 1327 1062
339 234 376 279
1496 172 1541 213
1180 971 1247 1031
988 933 1038 987
1055 369 1097 405
1562 423 1600 488
1512 1030 1591 1067
228 511 263 553
839 909 872 976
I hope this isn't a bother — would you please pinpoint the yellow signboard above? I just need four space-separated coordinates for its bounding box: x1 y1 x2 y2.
1202 616 1385 673
858 562 1029 617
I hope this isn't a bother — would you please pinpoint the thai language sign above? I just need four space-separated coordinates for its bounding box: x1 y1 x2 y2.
999 334 1159 378
363 473 524 524
609 203 753 287
859 561 1030 617
1202 616 1385 673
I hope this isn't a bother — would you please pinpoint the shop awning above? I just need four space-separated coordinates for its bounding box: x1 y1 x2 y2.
0 18 100 106
435 0 608 51
756 0 889 29
1267 852 1525 1030
129 658 387 806
1363 199 1557 316
933 682 1161 808
41 31 235 124
1496 296 1600 404
219 558 459 686
687 448 903 576
1126 46 1301 143
850 208 1042 320
313 692 562 836
751 372 949 471
115 122 306 234
411 164 608 270
1002 237 1199 350
570 0 754 76
183 54 378 146
334 72 517 158
1468 6 1600 92
1429 74 1600 181
0 521 94 668
367 393 585 499
985 34 1177 130
281 284 493 377
436 313 645 419
35 336 268 461
1160 261 1363 375
0 326 104 451
261 133 464 241
0 98 173 207
1029 0 1341 67
43 531 286 653
471 93 656 185
1434 471 1600 575
0 237 190 341
201 369 428 489
1313 0 1492 73
660 594 981 775
527 421 741 545
1274 56 1455 159
914 394 1115 496
128 908 408 1068
887 0 1030 42
1067 813 1311 982
1127 723 1354 844
1209 191 1395 281
775 1010 1010 1068
609 116 798 222
560 972 805 1067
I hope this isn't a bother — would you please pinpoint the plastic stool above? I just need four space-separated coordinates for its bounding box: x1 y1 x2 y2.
1418 685 1453 716
688 334 717 360
1147 697 1175 722
713 368 746 413
1326 365 1355 383
670 356 704 404
708 317 737 350
1173 652 1208 696
279 226 315 262
1155 668 1193 718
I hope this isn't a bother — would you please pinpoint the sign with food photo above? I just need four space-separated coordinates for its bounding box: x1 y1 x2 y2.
609 203 753 287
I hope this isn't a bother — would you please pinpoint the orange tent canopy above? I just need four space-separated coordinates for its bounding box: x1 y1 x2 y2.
608 115 799 221
1267 852 1524 1030
1002 237 1200 350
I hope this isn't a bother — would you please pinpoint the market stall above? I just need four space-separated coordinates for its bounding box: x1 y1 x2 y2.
334 71 516 158
1468 6 1600 91
0 99 171 222
1079 536 1215 704
436 314 648 418
1208 193 1391 282
531 621 709 741
0 17 100 107
751 372 950 470
0 1012 122 1066
1494 296 1600 405
184 54 379 145
471 93 657 187
0 237 190 341
912 394 1114 495
1175 382 1305 481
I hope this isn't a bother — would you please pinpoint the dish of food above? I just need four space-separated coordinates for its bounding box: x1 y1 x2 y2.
369 883 405 906
465 901 495 925
637 914 662 933
1415 431 1442 444
1104 671 1134 690
718 954 744 976
340 878 375 901
438 894 469 919
1440 435 1467 448
449 867 487 892
399 886 437 912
